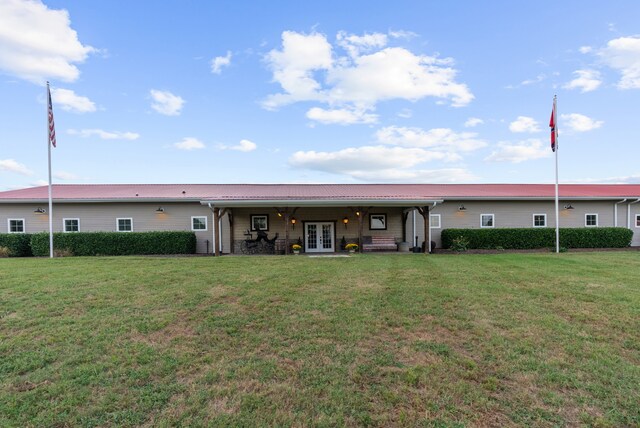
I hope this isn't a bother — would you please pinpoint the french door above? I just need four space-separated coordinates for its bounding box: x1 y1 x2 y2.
304 222 335 253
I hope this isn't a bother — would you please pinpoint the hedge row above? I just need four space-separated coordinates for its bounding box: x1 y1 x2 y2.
0 233 33 257
441 227 633 250
0 231 197 257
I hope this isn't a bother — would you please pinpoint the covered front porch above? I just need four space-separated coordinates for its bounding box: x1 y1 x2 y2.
200 198 442 256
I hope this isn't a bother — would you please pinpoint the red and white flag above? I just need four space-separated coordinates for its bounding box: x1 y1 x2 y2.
549 100 556 152
47 84 56 148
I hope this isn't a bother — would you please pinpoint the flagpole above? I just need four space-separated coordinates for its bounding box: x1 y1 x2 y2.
47 82 54 258
554 95 559 254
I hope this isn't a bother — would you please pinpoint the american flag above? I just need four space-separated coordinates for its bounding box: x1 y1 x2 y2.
549 97 557 152
47 83 56 148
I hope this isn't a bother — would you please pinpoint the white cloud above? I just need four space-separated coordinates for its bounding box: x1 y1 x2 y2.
464 117 484 128
598 36 640 89
0 159 33 175
485 139 551 163
306 107 378 125
563 69 602 92
211 51 232 74
30 179 49 187
336 31 388 58
567 174 640 184
397 108 412 118
53 171 79 180
560 113 603 132
218 139 257 152
0 0 94 84
51 88 96 113
150 89 185 116
521 74 546 85
263 30 473 120
174 137 205 151
579 46 593 54
509 116 540 133
68 129 139 140
289 145 474 182
376 126 487 152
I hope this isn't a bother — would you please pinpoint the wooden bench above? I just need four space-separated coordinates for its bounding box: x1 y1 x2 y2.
361 236 397 252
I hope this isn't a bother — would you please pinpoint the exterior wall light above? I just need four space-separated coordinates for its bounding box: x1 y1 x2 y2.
156 207 165 213
291 217 296 229
34 207 46 214
564 204 574 210
458 204 467 211
342 216 349 228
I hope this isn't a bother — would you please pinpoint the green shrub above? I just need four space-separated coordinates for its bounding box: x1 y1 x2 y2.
0 234 33 257
30 231 197 256
0 246 11 257
441 227 633 250
450 237 469 252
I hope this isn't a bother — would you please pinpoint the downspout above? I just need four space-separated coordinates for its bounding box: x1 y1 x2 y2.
628 199 640 229
428 201 438 253
207 203 215 255
614 199 627 227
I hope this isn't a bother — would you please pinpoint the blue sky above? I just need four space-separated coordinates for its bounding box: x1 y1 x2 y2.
1 0 640 190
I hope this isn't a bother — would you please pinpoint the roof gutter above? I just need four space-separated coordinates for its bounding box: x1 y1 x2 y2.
628 199 640 229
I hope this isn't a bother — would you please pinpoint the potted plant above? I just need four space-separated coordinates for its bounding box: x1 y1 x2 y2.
292 244 302 255
345 243 358 254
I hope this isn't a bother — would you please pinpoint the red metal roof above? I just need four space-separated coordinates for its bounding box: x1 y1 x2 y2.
1 183 639 201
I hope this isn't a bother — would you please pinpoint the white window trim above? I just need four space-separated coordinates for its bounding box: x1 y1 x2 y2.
636 214 640 228
191 216 208 231
63 218 80 233
116 217 133 232
430 214 441 229
480 213 495 228
7 218 25 234
585 213 598 227
532 213 547 228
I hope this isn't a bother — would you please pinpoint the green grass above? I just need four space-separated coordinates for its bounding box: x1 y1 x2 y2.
1 253 639 427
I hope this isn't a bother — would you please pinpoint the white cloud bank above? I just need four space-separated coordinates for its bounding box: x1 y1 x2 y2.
218 139 257 152
598 36 640 89
509 116 540 133
288 125 484 182
51 88 96 113
464 117 484 128
563 69 602 92
150 89 185 116
174 137 205 151
560 113 603 132
68 129 140 140
485 139 551 163
264 30 473 125
211 51 232 74
0 159 33 176
0 0 94 83
306 107 377 125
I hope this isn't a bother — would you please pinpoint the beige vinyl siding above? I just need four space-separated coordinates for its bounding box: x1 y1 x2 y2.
413 200 640 248
0 202 229 254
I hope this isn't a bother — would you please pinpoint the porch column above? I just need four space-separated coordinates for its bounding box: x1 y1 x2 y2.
284 211 290 255
416 206 430 254
213 207 220 256
402 211 409 243
227 210 234 254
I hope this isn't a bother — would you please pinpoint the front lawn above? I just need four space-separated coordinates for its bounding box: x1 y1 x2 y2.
1 253 638 426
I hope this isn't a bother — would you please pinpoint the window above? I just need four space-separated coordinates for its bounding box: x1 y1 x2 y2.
585 214 598 227
480 214 494 228
191 216 207 231
8 219 25 233
116 218 133 232
369 213 387 230
636 214 640 228
533 214 547 228
430 214 441 229
64 218 80 232
250 214 269 231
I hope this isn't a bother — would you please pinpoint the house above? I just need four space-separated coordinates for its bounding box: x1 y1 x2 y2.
1 183 639 254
